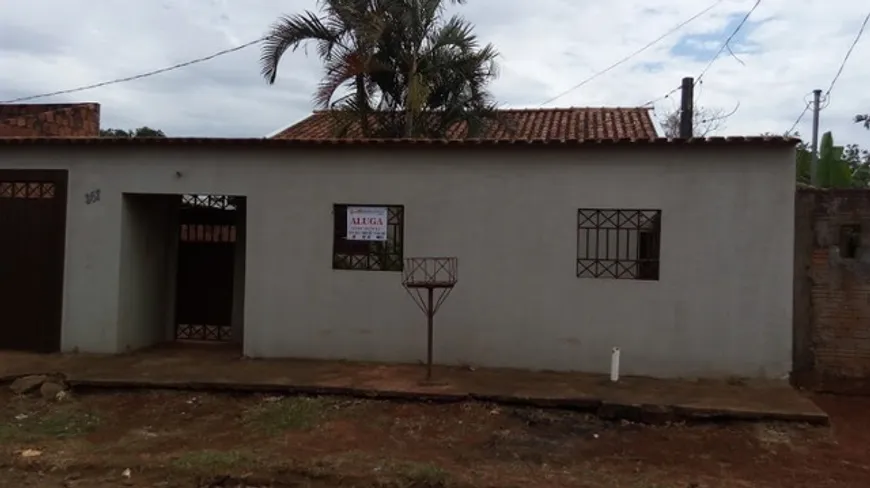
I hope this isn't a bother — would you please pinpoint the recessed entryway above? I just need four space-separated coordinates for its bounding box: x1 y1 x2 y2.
116 193 246 352
175 194 245 343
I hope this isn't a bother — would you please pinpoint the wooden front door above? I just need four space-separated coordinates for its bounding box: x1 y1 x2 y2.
0 170 68 352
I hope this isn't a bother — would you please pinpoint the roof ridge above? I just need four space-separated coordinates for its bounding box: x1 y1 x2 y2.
273 106 660 141
309 106 648 113
0 135 800 146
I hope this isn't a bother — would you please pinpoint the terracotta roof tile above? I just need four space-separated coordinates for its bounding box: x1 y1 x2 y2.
0 103 101 137
271 107 659 141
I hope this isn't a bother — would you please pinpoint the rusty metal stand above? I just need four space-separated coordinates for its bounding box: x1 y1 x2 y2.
402 257 458 385
424 286 435 381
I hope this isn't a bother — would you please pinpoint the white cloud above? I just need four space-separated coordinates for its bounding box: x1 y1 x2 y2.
0 0 867 146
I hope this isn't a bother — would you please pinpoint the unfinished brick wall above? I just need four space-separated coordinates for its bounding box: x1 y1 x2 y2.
794 188 870 393
0 103 101 137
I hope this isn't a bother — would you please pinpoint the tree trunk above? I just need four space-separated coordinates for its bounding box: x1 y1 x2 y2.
355 75 369 136
404 58 417 138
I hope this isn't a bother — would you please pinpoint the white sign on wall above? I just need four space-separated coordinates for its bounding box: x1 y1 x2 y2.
346 206 388 241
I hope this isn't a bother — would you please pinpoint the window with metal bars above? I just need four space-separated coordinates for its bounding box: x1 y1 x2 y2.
333 204 404 271
577 209 661 280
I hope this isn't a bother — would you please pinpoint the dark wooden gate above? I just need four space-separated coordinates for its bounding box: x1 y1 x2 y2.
174 195 237 341
0 170 68 352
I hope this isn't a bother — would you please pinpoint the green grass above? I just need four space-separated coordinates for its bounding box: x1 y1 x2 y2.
396 461 451 487
0 405 100 442
171 449 257 473
243 396 333 432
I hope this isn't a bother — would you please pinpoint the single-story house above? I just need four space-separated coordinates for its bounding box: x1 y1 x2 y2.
0 105 797 379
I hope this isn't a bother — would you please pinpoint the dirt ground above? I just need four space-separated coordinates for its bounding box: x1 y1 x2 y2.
0 389 866 488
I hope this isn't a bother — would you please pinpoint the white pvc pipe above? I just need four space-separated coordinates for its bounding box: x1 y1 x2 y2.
610 347 621 382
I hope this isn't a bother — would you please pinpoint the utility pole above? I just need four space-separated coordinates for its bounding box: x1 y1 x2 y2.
679 77 694 138
810 89 822 186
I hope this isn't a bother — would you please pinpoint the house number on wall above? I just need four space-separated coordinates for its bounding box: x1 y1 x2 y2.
85 189 101 205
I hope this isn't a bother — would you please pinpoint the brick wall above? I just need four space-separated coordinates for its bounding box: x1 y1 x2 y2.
0 103 100 137
794 187 870 393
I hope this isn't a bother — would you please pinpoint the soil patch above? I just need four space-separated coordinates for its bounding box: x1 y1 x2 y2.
0 389 864 487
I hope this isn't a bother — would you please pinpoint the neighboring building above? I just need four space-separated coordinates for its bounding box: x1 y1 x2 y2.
0 106 797 379
0 103 101 137
794 187 870 393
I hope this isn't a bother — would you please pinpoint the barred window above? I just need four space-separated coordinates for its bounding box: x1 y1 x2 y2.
333 204 404 271
577 209 661 280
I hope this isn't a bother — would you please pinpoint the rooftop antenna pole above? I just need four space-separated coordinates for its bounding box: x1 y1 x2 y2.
679 77 695 138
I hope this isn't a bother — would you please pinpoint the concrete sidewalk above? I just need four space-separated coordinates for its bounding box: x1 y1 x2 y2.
0 344 828 425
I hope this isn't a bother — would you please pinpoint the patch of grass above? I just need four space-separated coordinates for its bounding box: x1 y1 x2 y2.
0 405 100 443
395 461 451 487
171 449 256 473
243 396 332 432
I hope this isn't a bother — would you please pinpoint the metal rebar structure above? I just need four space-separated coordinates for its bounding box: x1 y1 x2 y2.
401 257 458 383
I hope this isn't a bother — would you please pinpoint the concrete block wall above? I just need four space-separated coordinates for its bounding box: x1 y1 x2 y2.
0 103 101 137
794 188 870 393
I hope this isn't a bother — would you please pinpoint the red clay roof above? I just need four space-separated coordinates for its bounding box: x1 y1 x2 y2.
0 136 798 148
271 107 660 141
0 103 101 137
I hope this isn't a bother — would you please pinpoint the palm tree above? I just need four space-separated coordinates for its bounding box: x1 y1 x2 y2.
260 0 502 139
368 0 501 138
261 0 386 135
857 114 869 129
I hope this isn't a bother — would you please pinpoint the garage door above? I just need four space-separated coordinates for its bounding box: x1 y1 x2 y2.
0 170 67 352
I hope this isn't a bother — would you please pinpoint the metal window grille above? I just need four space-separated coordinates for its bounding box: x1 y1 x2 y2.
180 224 237 243
333 204 404 271
0 181 56 199
181 194 236 210
176 324 232 341
577 209 661 280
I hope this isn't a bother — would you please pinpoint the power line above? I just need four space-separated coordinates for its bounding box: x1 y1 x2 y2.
786 100 811 135
538 0 725 107
824 11 869 98
699 100 741 125
1 38 265 104
695 0 762 85
641 1 760 110
640 85 681 108
641 0 761 111
784 13 868 135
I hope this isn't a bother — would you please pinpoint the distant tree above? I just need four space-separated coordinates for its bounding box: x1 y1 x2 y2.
815 132 853 188
843 143 870 187
659 106 728 138
794 136 812 185
100 126 166 138
857 113 870 129
767 131 869 188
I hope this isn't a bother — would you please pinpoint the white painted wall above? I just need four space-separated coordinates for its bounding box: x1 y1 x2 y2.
0 142 796 378
117 194 175 351
230 199 247 344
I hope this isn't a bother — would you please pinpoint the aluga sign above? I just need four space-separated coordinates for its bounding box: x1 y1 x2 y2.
347 206 388 241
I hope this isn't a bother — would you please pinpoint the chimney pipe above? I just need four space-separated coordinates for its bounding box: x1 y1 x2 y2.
679 77 694 138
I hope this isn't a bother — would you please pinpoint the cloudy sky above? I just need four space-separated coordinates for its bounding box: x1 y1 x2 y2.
1 0 868 145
